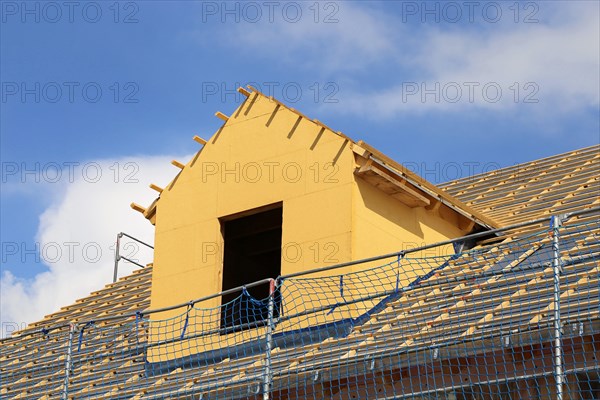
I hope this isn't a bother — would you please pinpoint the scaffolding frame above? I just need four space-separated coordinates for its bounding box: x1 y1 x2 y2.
5 207 600 400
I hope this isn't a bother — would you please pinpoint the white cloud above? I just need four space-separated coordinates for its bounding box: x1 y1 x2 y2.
222 2 402 73
1 155 188 337
380 3 600 114
218 1 599 118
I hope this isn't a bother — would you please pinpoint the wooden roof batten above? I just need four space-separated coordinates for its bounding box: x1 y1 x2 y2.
4 86 599 399
1 209 598 399
441 144 600 225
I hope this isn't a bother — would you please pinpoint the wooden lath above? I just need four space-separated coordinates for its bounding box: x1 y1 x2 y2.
2 269 151 398
391 243 543 346
472 172 599 211
442 145 600 224
334 243 527 358
443 145 599 193
455 232 595 338
451 164 598 207
528 266 600 325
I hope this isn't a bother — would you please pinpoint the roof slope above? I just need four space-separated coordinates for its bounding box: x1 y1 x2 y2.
2 122 598 398
0 268 152 399
2 207 597 399
440 145 599 226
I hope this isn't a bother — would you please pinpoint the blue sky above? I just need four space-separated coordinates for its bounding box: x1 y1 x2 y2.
1 1 599 332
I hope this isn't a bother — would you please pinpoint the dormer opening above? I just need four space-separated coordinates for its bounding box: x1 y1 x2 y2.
219 203 283 331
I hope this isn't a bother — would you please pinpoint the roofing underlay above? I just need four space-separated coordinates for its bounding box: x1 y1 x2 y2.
1 132 598 398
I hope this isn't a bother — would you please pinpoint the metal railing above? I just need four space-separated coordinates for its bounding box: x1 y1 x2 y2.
2 207 599 400
112 231 154 283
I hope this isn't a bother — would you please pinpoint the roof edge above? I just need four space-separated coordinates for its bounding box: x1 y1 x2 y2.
136 86 500 229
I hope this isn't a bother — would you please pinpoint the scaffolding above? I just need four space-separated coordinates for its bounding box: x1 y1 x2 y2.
1 208 599 399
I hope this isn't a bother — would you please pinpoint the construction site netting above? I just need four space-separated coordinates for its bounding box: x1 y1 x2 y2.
1 210 599 399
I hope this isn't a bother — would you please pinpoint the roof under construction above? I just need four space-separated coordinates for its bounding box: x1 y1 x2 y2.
1 121 598 399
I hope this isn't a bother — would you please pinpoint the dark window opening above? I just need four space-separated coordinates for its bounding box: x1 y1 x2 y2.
220 204 282 332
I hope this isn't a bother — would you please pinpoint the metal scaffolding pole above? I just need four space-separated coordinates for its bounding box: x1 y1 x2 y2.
263 279 276 400
112 233 122 283
551 215 565 400
112 232 154 282
61 323 76 400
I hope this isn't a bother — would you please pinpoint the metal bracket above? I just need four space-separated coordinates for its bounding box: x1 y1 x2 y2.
452 241 465 254
112 232 154 282
313 370 321 382
248 383 260 395
368 358 376 370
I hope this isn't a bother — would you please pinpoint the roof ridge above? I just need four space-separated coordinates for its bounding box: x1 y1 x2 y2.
244 88 499 228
